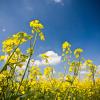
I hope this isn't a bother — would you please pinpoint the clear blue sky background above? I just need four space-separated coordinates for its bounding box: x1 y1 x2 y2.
0 0 100 68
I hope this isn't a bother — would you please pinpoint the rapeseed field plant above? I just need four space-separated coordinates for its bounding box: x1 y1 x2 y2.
0 19 100 100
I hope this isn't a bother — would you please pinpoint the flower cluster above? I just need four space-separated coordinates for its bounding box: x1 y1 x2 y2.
62 41 71 54
74 48 83 58
30 19 45 41
2 32 31 53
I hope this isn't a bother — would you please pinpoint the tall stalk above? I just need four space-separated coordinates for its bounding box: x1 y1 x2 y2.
92 67 95 85
17 32 38 92
0 41 21 73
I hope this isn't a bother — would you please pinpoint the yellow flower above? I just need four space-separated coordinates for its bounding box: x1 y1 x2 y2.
2 32 31 53
0 55 5 61
62 41 71 55
74 48 83 58
62 41 71 50
85 59 93 65
26 48 34 54
40 53 49 59
30 20 44 30
44 66 53 77
29 66 41 80
0 73 5 81
22 91 25 94
40 53 49 63
30 20 45 41
69 66 73 72
39 32 45 41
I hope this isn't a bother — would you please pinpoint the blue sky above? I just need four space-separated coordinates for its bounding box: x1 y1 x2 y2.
0 0 100 69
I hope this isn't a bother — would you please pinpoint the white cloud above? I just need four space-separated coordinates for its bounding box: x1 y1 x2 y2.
97 65 100 70
80 64 100 73
34 60 41 66
54 0 62 3
79 64 100 79
16 59 29 71
2 28 6 32
80 70 88 74
0 26 6 32
52 0 64 5
81 63 87 70
33 51 61 66
96 65 100 75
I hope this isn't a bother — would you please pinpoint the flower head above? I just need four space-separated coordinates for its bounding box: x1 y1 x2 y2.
44 66 53 77
62 41 71 54
30 20 44 32
74 48 83 58
62 41 71 50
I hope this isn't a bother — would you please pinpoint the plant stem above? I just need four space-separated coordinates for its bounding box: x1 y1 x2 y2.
0 43 20 73
17 32 38 93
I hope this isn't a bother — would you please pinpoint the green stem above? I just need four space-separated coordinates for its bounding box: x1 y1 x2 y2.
17 32 38 92
0 43 20 73
27 40 32 79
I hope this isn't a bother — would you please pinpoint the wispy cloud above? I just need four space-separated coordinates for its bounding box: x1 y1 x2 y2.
54 0 64 5
47 0 64 5
53 0 62 3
